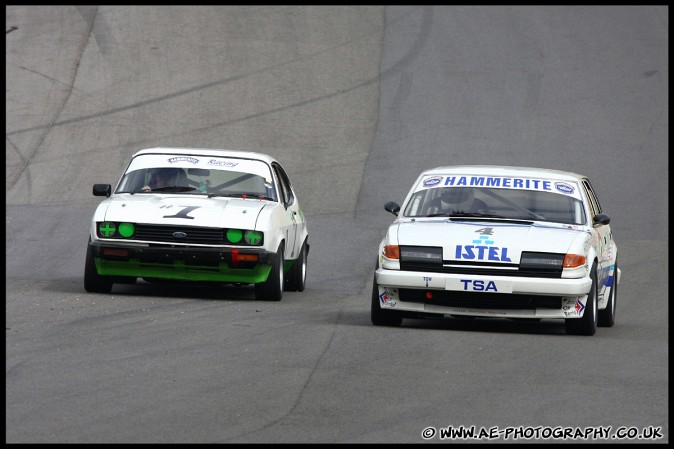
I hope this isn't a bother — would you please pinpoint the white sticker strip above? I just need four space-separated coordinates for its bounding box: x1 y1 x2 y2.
446 278 513 294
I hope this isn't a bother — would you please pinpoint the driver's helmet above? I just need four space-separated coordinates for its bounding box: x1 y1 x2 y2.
152 167 182 186
441 187 473 207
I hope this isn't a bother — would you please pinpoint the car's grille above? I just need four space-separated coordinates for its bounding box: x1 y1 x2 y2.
399 261 562 278
134 224 225 245
398 289 562 310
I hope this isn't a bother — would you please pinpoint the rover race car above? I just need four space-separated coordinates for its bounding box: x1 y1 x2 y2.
372 165 619 335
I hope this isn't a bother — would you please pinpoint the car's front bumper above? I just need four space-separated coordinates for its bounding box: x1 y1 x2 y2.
90 240 274 284
375 268 593 319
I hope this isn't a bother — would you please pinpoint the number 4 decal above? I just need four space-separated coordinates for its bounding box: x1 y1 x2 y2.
475 227 493 235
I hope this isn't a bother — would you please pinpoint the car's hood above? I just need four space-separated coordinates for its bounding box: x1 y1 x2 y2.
395 219 588 263
102 194 269 229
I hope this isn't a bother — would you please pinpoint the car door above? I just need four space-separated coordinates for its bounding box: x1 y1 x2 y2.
272 163 299 259
582 178 612 302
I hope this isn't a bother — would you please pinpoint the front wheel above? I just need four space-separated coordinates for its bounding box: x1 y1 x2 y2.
371 271 402 327
254 244 284 301
565 262 597 336
598 258 618 327
84 240 113 293
285 240 307 292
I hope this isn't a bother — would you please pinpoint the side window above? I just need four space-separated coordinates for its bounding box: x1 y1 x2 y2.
272 163 294 207
116 169 146 193
405 191 424 216
582 180 601 217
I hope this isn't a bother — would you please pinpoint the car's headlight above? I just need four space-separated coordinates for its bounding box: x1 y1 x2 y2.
519 252 564 269
244 230 263 245
225 229 264 246
399 246 443 265
97 222 135 238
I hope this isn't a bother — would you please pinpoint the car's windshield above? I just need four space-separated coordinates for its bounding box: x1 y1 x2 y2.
115 154 277 201
403 185 586 225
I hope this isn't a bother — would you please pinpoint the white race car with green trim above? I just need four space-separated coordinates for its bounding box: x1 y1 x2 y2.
84 147 308 301
372 165 620 335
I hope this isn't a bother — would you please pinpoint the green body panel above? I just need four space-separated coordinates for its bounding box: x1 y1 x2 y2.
96 258 271 283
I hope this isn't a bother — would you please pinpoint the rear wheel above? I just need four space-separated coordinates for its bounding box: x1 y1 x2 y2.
254 244 284 301
371 271 402 327
598 258 618 327
565 262 597 336
84 240 113 293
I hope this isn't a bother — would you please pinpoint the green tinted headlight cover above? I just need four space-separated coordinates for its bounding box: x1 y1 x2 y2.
244 230 263 245
118 222 135 238
98 222 116 238
226 229 243 243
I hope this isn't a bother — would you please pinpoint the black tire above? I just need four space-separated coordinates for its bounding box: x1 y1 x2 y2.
84 240 113 293
254 243 284 301
565 262 598 336
113 276 137 284
285 240 307 292
371 271 402 327
598 258 617 327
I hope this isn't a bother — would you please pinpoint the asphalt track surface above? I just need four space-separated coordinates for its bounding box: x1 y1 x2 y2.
6 6 668 443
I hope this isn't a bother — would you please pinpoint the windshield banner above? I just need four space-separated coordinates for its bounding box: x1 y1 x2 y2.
419 175 582 200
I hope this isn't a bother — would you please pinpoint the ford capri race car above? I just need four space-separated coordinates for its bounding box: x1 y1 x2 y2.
372 166 620 335
84 147 308 301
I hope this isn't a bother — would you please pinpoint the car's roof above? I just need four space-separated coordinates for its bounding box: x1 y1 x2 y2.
421 165 587 182
134 147 278 164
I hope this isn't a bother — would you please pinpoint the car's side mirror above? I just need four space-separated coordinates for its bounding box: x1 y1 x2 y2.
384 201 401 216
593 213 611 226
93 184 112 197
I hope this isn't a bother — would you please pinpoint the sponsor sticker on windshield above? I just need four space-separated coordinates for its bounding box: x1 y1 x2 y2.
554 182 575 194
423 176 443 188
418 175 581 200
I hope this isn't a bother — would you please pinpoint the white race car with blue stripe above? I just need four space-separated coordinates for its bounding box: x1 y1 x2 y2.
372 165 619 335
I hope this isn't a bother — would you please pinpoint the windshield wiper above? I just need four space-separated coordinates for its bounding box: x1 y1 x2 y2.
207 192 275 201
448 213 534 224
426 212 506 218
449 212 506 218
149 186 195 192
